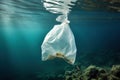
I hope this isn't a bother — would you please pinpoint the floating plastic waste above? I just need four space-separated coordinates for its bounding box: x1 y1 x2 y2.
41 0 77 64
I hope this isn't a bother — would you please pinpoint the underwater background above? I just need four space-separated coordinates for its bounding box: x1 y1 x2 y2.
0 0 120 80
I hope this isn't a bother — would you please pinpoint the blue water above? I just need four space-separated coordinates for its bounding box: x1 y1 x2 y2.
0 0 120 80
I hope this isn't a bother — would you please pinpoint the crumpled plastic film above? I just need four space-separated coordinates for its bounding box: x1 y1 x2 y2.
41 0 77 64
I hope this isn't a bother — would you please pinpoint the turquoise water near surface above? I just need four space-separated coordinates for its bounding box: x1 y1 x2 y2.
0 0 120 80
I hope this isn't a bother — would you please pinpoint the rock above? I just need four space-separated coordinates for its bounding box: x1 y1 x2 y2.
83 65 99 79
111 65 120 78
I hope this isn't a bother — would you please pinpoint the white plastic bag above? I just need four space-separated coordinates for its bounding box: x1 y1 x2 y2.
42 0 77 64
41 21 77 64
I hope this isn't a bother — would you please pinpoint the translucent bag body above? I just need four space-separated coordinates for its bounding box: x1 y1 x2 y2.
41 20 77 64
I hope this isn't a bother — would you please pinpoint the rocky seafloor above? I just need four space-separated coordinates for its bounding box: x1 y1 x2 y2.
36 63 120 80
